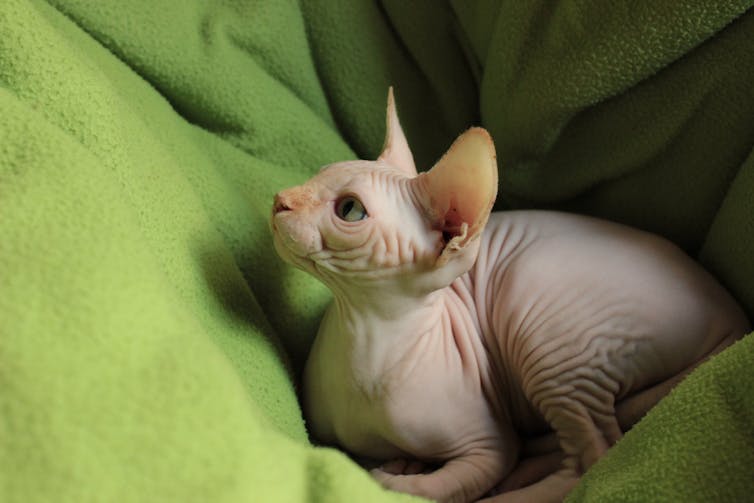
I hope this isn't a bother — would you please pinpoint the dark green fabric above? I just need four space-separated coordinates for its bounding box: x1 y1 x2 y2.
1 1 752 501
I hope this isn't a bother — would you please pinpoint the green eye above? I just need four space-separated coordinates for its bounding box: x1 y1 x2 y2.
336 197 367 222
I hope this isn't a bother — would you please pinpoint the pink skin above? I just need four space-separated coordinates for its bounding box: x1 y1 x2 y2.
270 89 750 503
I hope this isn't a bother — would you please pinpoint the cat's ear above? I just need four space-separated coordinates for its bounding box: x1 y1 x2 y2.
414 128 498 265
377 87 417 176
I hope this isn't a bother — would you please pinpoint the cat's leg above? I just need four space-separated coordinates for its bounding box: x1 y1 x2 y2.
477 470 580 503
370 448 507 503
494 370 684 493
485 331 744 501
613 330 741 428
479 365 623 502
475 400 617 503
489 333 743 498
481 336 741 503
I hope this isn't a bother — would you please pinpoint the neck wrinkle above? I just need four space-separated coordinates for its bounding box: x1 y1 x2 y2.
465 252 540 432
331 289 448 394
332 287 444 335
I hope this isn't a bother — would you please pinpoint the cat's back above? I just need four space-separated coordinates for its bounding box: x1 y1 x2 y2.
470 210 749 405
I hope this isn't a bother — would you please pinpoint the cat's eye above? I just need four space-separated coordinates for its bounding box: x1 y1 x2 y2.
335 196 368 222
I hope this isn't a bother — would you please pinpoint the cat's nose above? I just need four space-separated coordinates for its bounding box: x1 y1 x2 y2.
274 187 317 215
273 193 292 215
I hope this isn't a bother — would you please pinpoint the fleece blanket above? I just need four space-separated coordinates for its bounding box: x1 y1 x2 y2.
1 1 752 502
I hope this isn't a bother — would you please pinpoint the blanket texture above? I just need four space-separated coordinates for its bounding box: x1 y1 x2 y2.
1 1 752 502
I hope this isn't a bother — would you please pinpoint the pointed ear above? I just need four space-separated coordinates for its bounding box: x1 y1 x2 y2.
377 87 417 176
414 128 498 265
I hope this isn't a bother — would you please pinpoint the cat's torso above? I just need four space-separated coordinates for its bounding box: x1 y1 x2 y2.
304 209 748 467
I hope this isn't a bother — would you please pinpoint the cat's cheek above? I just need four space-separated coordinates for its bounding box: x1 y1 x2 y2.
273 218 323 258
290 231 323 257
322 221 368 252
322 232 353 252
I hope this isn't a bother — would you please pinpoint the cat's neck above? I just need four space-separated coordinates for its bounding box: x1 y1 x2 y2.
331 286 448 336
325 278 483 377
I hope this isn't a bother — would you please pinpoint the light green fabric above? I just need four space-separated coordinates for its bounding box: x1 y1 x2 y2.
1 1 752 502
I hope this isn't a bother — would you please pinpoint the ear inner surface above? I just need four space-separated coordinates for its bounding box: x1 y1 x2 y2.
422 128 498 247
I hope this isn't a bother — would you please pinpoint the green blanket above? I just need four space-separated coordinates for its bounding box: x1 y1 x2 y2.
1 1 752 501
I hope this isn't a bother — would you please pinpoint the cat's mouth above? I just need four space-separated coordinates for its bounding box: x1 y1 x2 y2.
271 212 323 266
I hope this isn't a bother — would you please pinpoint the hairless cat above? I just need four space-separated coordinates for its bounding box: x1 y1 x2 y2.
270 89 750 502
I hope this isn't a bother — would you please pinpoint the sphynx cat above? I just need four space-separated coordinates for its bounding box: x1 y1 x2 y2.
270 89 750 502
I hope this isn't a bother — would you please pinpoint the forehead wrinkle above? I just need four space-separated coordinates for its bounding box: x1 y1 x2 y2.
318 162 410 200
314 164 363 192
368 217 407 268
326 174 367 221
372 170 413 212
392 175 439 262
318 160 365 172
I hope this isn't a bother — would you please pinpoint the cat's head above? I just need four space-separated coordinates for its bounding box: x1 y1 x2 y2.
271 88 497 300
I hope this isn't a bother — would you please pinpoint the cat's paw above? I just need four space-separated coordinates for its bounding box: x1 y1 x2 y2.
371 460 432 497
370 471 438 501
370 464 468 503
374 459 429 476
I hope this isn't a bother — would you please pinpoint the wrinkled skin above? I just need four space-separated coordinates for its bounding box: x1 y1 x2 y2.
270 90 750 503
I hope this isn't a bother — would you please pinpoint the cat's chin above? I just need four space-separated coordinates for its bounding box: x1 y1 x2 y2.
271 212 322 256
271 230 319 275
